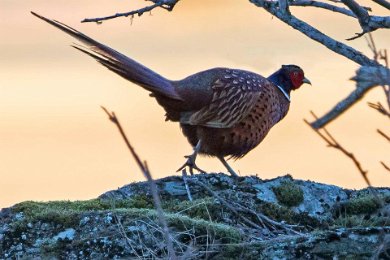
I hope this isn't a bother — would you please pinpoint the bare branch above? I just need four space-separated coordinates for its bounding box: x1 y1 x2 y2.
366 34 379 61
377 129 390 142
250 0 378 66
373 0 390 10
312 63 390 128
181 170 193 201
338 0 390 40
368 102 390 118
187 177 264 230
101 106 177 260
248 1 389 128
311 84 370 128
381 161 390 172
291 0 356 17
278 0 290 15
187 177 301 234
341 0 371 39
81 0 180 23
305 111 372 186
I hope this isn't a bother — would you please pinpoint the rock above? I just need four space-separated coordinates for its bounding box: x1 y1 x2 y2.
0 173 389 259
164 181 188 196
254 175 349 221
53 228 76 241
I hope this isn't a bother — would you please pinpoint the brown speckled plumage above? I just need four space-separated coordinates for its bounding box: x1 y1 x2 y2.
32 12 311 176
179 68 290 159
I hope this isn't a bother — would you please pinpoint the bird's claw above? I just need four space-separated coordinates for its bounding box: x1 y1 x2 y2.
177 155 206 175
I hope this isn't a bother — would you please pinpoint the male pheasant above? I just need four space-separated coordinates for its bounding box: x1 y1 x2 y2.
32 12 311 176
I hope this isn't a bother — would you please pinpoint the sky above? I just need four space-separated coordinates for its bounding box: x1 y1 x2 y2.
0 0 389 209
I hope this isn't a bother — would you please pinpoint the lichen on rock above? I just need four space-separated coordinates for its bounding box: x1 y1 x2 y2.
1 173 389 259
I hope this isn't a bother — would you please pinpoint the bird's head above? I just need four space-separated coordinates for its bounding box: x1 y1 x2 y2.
280 65 311 90
268 65 311 93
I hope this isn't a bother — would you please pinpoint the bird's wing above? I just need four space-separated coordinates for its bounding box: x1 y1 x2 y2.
181 69 267 128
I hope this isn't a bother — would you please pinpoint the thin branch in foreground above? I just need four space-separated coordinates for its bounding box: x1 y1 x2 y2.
181 170 193 201
249 0 389 129
341 0 372 40
368 102 390 118
291 0 356 17
366 33 379 62
101 106 178 260
304 111 372 187
186 177 264 231
377 129 390 142
381 161 390 172
250 0 377 67
311 34 389 129
373 0 390 10
186 177 301 235
81 0 179 23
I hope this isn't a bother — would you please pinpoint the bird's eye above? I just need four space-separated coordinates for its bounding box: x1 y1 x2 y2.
293 72 298 77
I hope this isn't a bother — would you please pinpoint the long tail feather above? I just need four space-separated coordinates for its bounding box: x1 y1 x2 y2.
31 11 182 101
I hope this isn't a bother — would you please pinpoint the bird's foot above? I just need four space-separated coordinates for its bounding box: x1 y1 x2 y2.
177 155 206 175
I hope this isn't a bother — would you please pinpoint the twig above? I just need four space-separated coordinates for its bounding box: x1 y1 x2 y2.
181 169 193 201
115 215 143 258
368 102 390 118
373 0 390 10
250 0 389 129
366 33 390 112
305 111 372 186
377 129 390 142
187 177 264 230
381 161 390 172
81 0 179 23
341 0 372 40
311 36 389 129
187 177 301 235
366 33 379 61
230 201 303 235
101 106 178 260
250 0 378 67
291 0 357 17
310 85 373 128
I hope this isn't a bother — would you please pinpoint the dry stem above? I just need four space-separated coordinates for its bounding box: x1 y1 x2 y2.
186 176 301 235
381 161 390 172
304 111 371 186
101 106 177 260
377 129 390 142
368 102 390 118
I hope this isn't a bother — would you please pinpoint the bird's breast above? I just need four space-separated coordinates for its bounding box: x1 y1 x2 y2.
184 86 290 158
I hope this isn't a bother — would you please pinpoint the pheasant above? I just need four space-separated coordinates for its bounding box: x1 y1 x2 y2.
32 12 311 177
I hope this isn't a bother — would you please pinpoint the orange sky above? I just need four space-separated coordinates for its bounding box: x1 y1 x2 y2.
1 0 389 209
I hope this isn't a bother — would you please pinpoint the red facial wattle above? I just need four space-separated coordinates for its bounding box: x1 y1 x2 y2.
290 71 304 89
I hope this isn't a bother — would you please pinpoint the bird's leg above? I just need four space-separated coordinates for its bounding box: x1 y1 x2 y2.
218 156 239 177
177 140 206 175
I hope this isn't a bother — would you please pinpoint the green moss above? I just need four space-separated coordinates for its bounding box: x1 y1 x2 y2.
272 181 304 207
163 197 222 221
342 195 382 215
333 215 389 228
103 208 242 244
11 196 154 228
12 201 85 227
11 199 240 245
259 202 321 228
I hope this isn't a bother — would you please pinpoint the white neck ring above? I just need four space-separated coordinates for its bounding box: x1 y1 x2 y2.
275 84 291 102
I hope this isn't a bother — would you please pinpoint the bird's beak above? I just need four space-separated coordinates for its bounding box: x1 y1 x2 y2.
302 77 311 85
